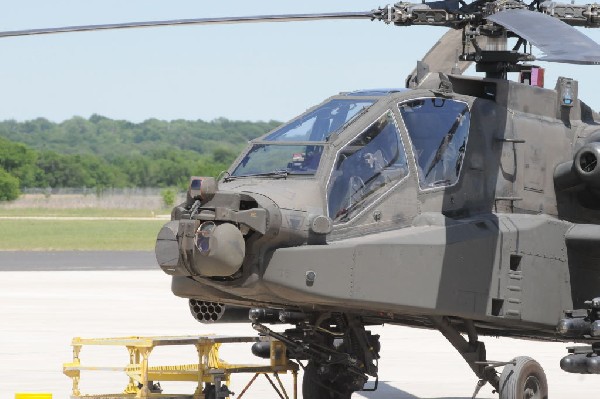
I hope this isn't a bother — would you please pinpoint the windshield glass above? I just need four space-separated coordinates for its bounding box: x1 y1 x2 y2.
264 99 375 142
399 98 470 189
328 112 408 221
231 144 323 176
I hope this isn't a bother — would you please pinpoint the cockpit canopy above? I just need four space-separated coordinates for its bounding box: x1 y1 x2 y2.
264 98 375 143
328 111 408 221
228 91 472 225
230 98 375 177
399 98 470 189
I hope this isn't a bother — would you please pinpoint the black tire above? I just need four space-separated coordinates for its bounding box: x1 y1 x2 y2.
498 356 548 399
302 361 353 399
202 383 216 399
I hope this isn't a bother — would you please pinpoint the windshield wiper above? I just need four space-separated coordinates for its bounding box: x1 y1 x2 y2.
224 170 288 182
424 108 468 178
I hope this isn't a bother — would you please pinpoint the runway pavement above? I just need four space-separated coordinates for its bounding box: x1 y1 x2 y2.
0 251 158 271
0 252 598 398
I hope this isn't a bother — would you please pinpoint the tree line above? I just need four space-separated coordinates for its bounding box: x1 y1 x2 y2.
0 115 280 201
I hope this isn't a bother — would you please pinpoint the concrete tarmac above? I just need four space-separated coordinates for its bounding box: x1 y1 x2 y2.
0 251 157 271
0 253 598 398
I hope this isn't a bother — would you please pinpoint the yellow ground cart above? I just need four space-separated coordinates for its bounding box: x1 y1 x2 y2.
63 335 298 399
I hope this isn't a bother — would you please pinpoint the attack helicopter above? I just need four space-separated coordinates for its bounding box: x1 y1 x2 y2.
5 1 600 398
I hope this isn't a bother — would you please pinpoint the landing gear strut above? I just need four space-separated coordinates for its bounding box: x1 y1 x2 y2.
432 317 548 399
432 316 500 393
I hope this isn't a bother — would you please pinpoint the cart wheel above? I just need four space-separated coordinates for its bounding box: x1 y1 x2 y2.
498 356 548 399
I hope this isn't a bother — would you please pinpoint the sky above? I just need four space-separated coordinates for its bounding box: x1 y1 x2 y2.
1 0 600 123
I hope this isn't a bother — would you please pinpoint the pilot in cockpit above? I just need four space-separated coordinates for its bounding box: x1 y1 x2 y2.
328 114 407 220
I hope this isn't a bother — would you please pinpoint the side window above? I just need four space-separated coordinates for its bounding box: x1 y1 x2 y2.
328 112 408 222
399 98 470 189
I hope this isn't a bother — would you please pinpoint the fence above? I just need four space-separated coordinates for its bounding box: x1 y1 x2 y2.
4 188 185 210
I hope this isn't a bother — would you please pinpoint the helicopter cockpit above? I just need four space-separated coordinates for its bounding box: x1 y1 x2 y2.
230 98 374 177
227 91 473 227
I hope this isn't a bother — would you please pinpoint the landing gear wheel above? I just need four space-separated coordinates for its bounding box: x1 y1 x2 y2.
302 361 353 399
498 356 548 399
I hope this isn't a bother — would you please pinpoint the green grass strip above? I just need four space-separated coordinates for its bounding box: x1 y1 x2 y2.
0 208 169 218
0 219 166 251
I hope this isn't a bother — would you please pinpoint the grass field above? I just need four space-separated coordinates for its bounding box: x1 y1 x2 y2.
0 201 173 250
0 219 166 251
0 207 169 218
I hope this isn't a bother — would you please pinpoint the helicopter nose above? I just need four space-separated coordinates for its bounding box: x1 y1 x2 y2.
156 177 282 278
155 220 245 277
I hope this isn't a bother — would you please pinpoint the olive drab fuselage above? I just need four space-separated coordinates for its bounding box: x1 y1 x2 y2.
156 74 600 341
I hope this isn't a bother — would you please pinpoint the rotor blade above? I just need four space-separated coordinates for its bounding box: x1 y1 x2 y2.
488 9 600 65
0 12 374 39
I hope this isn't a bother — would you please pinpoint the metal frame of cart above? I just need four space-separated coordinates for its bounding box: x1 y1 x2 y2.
63 335 298 399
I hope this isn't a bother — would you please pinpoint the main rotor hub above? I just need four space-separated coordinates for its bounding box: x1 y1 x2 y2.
483 0 528 16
